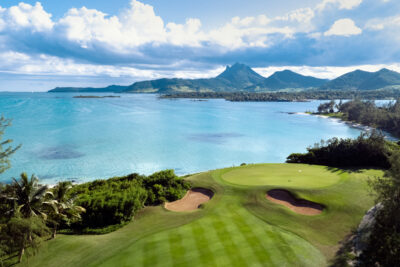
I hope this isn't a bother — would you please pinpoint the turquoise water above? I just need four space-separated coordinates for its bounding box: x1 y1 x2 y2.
0 93 362 184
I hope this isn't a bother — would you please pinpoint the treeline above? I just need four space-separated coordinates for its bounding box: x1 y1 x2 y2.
286 132 398 168
161 89 400 102
68 170 189 233
317 99 400 137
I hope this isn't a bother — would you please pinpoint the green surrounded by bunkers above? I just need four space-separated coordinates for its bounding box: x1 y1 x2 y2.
18 163 383 267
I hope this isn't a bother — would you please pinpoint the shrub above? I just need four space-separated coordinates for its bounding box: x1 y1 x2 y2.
287 132 396 169
68 170 190 230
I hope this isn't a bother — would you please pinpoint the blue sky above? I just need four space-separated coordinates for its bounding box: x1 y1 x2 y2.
0 0 399 91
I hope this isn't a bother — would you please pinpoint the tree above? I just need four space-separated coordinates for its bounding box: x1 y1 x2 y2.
317 100 336 114
47 182 85 239
3 216 49 263
357 151 400 266
2 173 52 262
0 116 21 175
6 173 53 219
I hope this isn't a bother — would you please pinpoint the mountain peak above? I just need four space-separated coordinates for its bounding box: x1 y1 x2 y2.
216 63 265 87
378 68 391 73
223 63 253 72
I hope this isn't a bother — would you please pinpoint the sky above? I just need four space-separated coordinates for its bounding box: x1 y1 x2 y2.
0 0 399 91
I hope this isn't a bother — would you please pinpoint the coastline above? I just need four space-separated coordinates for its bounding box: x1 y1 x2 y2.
292 112 398 141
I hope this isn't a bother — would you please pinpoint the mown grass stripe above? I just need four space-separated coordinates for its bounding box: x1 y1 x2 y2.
142 236 159 267
269 228 299 266
191 221 217 266
210 214 248 267
229 209 273 264
168 229 186 266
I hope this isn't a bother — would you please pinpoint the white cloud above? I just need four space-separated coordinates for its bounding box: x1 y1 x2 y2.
277 8 314 24
166 19 205 46
208 15 294 49
58 1 166 50
0 2 53 32
324 18 362 36
0 51 223 80
365 15 400 31
0 0 315 52
317 0 363 11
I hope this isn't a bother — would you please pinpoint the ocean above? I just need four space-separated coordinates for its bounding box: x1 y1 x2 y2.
0 92 363 184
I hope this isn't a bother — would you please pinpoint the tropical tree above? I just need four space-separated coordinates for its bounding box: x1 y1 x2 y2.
47 182 85 238
5 173 54 219
0 116 21 175
2 173 53 262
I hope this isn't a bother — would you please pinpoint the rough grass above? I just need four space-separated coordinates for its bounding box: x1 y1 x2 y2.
16 164 382 267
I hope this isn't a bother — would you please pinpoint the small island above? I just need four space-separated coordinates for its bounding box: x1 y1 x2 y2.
73 95 121 99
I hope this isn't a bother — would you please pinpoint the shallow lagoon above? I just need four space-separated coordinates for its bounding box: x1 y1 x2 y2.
0 92 362 183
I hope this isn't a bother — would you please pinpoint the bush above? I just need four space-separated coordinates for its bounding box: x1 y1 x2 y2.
143 170 190 205
68 170 190 230
287 132 397 169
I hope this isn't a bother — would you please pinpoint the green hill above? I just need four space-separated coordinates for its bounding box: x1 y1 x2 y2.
320 68 400 90
262 70 328 90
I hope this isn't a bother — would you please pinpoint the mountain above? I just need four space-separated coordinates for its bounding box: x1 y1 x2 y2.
359 68 400 90
319 70 374 90
319 68 400 90
216 63 265 88
49 63 330 93
262 70 328 90
124 63 265 93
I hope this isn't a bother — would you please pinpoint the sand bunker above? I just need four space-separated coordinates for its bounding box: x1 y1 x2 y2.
164 188 214 212
266 189 324 215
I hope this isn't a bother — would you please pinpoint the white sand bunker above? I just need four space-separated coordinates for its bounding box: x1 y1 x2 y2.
266 189 324 216
165 188 214 212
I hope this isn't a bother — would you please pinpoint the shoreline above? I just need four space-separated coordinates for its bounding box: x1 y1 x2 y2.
292 112 398 141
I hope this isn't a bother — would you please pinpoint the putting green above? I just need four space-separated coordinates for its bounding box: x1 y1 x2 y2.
221 163 342 188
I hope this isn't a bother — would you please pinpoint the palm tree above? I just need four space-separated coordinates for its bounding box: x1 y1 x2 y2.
7 173 53 219
3 173 53 262
47 182 85 238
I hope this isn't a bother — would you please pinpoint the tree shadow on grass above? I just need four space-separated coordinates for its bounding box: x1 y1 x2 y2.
323 166 379 174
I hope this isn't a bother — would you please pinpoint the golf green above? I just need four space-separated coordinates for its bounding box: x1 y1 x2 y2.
18 164 383 267
221 163 342 187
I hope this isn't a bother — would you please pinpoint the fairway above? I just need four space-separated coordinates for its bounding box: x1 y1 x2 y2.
18 164 383 267
221 163 342 187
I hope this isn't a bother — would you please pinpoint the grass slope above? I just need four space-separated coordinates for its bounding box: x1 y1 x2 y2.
18 164 382 267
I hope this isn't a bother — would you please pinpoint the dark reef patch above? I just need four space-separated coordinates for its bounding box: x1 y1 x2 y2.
187 132 244 144
37 145 85 160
